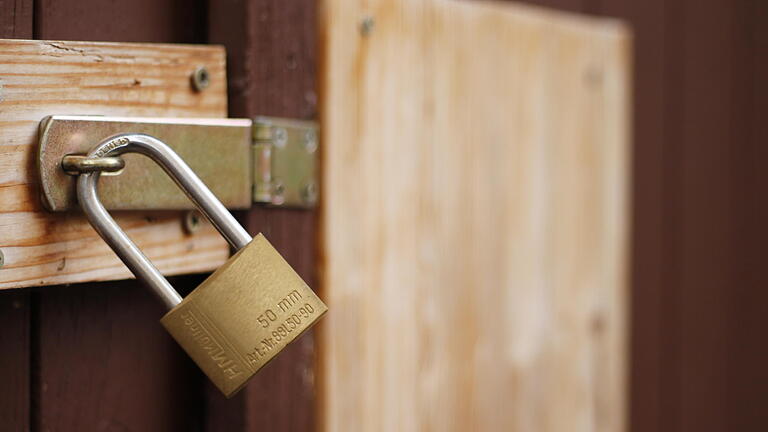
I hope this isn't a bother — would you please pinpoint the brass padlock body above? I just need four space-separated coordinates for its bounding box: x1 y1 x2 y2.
161 234 327 397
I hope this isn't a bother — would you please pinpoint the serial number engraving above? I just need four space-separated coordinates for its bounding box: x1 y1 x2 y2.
247 302 316 363
181 311 243 379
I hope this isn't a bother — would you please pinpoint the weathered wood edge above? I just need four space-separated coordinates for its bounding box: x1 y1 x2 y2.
0 38 232 290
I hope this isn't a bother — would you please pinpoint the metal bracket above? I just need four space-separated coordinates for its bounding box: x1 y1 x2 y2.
252 117 318 208
38 115 319 211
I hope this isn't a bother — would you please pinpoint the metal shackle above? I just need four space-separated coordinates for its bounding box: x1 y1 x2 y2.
76 133 252 310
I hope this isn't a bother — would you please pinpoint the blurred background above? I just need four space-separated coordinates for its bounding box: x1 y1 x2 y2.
321 0 768 430
541 1 767 430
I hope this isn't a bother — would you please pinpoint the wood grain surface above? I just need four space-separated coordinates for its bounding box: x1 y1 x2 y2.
0 7 32 432
319 1 630 431
0 39 231 289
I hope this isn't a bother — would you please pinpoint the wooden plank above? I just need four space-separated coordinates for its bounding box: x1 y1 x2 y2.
207 1 320 430
0 5 32 431
319 1 630 431
0 39 232 289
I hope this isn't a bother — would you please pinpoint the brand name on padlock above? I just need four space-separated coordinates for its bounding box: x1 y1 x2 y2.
160 235 328 397
94 136 130 158
181 311 244 379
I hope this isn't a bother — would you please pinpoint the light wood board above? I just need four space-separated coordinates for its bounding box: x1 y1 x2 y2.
319 1 630 431
0 40 230 289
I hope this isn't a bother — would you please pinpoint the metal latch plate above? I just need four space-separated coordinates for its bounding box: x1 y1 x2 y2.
39 116 253 211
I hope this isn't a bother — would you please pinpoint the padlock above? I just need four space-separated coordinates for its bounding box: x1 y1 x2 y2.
73 133 327 397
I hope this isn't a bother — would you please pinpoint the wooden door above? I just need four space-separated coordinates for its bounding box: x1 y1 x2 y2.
0 1 319 430
318 1 629 431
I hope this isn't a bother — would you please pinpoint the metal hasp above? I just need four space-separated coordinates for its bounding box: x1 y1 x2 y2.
252 117 319 208
38 115 319 210
76 133 252 309
39 116 253 211
74 132 327 397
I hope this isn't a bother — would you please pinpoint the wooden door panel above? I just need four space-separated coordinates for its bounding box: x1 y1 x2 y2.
319 1 630 430
35 279 205 431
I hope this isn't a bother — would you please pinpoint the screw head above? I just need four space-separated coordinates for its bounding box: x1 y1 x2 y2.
304 129 318 153
360 16 375 36
301 181 318 205
584 65 603 89
272 180 286 205
183 210 202 234
273 127 288 148
191 66 211 92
